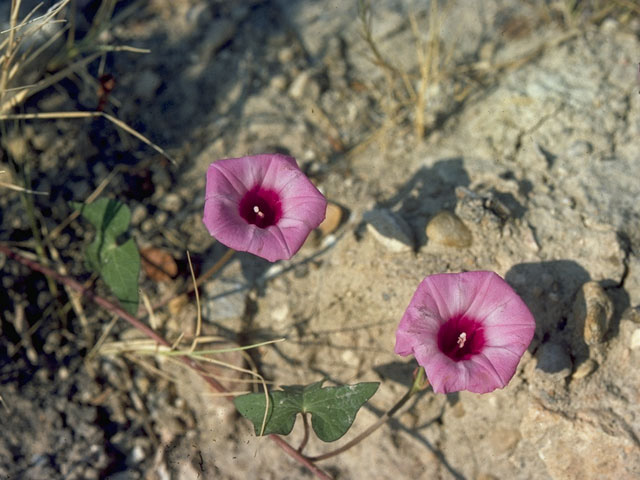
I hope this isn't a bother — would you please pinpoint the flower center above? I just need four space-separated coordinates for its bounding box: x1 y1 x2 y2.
437 314 485 362
238 185 282 228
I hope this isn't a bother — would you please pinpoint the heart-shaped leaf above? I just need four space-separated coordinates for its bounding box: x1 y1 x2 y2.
234 381 379 442
72 198 140 314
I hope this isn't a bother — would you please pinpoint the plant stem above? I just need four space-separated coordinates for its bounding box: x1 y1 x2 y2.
307 367 427 462
298 413 311 453
0 244 332 480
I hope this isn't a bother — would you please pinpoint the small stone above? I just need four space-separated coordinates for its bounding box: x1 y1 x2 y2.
5 135 28 159
278 46 295 64
364 209 414 253
572 358 598 380
129 444 145 464
271 304 289 323
622 306 640 324
270 74 288 91
140 219 154 233
131 204 147 226
289 70 320 101
318 202 343 236
630 329 640 350
159 192 183 213
573 282 613 345
426 211 472 248
30 129 57 151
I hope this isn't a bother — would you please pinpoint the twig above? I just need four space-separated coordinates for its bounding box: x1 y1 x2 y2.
0 244 332 480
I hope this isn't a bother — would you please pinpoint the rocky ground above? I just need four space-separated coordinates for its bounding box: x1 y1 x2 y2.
1 0 639 479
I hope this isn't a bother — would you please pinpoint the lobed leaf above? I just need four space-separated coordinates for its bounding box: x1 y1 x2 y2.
72 198 140 314
234 380 379 442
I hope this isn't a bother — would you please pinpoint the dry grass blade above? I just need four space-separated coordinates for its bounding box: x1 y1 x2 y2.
0 179 49 195
0 111 177 164
0 1 69 35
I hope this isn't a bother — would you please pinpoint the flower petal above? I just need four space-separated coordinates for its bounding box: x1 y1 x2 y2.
394 271 536 394
203 154 327 261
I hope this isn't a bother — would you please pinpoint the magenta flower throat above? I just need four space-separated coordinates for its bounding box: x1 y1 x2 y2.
203 154 327 262
238 185 282 228
437 314 486 362
395 271 535 394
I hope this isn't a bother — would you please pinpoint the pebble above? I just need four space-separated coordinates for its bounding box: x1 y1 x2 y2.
623 306 640 324
131 204 147 226
572 358 598 380
572 281 613 345
129 444 145 464
426 211 472 248
30 129 57 151
5 135 28 159
363 209 414 253
288 70 320 101
270 304 289 323
630 329 640 350
270 74 288 91
278 46 295 64
159 192 183 213
318 202 343 236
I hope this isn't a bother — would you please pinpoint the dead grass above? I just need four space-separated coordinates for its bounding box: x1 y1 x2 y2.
352 0 639 152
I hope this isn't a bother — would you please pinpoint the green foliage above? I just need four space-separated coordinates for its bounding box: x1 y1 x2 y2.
234 380 379 442
72 198 140 314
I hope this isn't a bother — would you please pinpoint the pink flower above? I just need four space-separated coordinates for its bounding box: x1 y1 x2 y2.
203 154 327 262
395 271 535 394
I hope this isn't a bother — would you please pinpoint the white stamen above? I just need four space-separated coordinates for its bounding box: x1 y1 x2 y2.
456 332 467 348
253 205 264 218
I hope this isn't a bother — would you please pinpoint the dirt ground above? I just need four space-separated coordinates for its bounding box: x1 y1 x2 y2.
1 0 640 479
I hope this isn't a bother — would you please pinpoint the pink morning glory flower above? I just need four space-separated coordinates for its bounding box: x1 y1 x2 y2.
203 154 327 262
395 271 535 394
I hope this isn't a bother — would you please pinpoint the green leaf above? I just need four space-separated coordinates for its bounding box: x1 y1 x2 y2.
72 198 140 314
234 381 379 442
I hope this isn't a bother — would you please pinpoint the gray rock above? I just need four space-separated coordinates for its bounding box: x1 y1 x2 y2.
573 281 614 345
363 209 414 253
426 210 472 248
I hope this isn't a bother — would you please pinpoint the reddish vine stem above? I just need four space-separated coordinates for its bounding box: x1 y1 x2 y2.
0 244 332 480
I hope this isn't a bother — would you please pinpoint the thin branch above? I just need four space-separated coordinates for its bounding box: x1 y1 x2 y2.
308 368 427 462
0 244 332 480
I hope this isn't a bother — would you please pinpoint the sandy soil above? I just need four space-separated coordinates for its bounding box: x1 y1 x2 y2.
1 1 639 479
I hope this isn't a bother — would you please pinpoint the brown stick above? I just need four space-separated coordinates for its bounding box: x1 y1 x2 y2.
0 244 332 480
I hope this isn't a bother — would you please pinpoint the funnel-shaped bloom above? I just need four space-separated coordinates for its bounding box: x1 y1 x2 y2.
203 154 327 262
395 271 535 394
